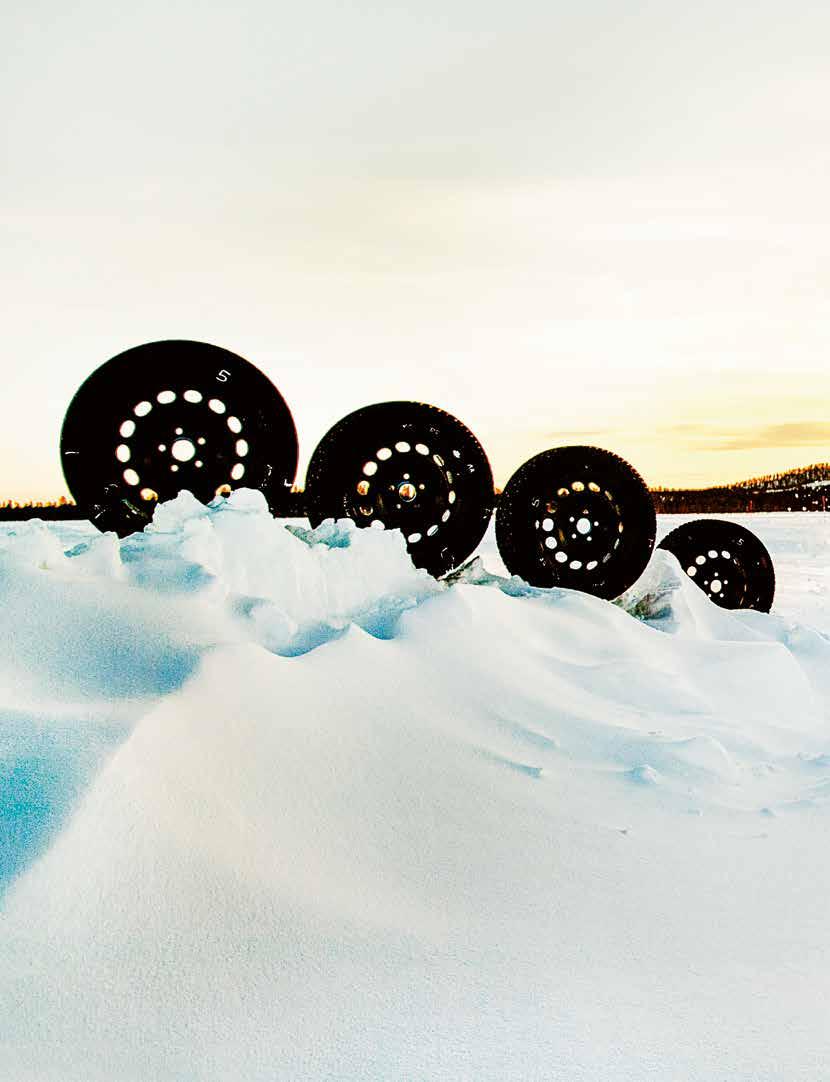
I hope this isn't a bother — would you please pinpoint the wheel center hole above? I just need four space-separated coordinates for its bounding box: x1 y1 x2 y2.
576 516 592 536
398 481 418 502
171 438 196 463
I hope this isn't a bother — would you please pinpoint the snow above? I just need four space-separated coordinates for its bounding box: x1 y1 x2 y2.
2 494 830 1080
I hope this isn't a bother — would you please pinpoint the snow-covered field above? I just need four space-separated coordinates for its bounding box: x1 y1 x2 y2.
2 496 830 1081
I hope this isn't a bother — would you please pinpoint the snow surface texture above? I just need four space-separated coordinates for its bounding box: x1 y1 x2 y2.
2 493 830 1081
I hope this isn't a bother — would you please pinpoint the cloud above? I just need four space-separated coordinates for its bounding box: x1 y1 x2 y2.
709 423 830 452
631 422 830 454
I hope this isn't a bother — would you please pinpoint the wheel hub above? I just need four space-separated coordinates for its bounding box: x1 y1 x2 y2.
352 440 458 541
532 481 623 574
682 546 739 605
112 388 249 504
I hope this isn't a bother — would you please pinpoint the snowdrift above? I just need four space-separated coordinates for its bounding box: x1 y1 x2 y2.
2 493 830 1080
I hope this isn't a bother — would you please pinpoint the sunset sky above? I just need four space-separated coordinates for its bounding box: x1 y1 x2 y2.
3 0 829 500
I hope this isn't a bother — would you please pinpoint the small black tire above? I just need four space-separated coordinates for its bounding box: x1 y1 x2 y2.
495 445 656 599
61 340 298 536
658 518 775 612
305 401 494 578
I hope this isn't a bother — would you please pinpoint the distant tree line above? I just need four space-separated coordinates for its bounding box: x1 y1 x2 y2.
0 496 79 522
729 462 830 490
651 463 830 513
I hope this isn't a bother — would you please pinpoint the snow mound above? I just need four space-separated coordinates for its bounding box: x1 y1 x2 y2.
2 496 830 1080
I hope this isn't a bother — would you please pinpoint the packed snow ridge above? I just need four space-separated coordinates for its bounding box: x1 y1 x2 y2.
2 491 830 1081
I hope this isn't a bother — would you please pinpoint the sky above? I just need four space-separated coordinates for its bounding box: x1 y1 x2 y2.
2 0 829 500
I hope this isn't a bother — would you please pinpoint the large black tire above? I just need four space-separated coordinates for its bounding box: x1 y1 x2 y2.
305 401 494 577
61 340 298 536
658 519 775 612
495 445 656 599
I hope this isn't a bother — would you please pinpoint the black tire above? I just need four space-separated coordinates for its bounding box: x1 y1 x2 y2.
61 340 298 536
495 445 656 599
658 519 775 612
305 401 494 577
